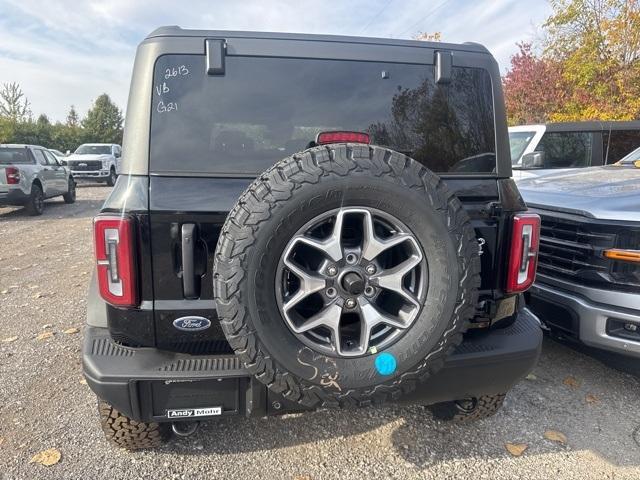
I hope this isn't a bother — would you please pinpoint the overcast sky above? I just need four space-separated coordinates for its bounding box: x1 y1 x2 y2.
0 0 552 122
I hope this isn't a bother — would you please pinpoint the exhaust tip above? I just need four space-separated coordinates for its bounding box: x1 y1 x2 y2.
172 421 200 437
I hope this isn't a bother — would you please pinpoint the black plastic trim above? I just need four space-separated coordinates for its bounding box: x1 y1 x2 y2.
83 307 542 422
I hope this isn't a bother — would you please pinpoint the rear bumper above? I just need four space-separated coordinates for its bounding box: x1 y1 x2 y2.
528 280 640 358
0 187 30 206
83 308 542 422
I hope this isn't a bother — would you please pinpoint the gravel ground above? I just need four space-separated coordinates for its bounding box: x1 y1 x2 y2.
1 185 639 480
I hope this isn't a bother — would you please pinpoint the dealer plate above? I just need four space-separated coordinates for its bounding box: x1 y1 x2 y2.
166 407 222 419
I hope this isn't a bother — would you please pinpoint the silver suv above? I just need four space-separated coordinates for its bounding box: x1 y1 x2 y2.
66 143 121 186
0 144 76 215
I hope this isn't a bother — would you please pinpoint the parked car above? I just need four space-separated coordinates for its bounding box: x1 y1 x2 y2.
65 143 122 186
49 149 66 161
83 27 543 450
0 144 76 215
518 163 640 360
510 121 640 181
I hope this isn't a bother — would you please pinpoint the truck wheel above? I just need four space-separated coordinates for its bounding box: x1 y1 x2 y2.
106 167 117 187
428 393 506 422
214 144 481 409
25 183 44 216
98 399 171 450
63 178 76 204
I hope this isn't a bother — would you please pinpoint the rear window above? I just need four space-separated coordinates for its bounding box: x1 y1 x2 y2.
150 55 496 175
0 148 32 165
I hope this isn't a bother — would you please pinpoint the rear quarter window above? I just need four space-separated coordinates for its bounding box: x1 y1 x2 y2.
604 129 640 164
150 54 496 175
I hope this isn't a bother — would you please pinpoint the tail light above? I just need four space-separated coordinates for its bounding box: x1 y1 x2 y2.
93 216 138 306
5 167 20 184
506 213 541 293
316 131 370 145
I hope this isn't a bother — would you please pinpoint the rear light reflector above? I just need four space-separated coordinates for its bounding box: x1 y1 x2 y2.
316 131 370 145
5 166 20 184
93 216 138 307
506 213 541 293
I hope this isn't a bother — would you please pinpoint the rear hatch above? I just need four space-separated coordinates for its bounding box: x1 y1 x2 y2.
112 34 521 351
0 146 33 193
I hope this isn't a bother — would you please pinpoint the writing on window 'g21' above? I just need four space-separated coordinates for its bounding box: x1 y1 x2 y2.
157 101 178 114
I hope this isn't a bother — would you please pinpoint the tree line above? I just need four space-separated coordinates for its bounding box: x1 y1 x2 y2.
0 84 124 153
503 0 640 124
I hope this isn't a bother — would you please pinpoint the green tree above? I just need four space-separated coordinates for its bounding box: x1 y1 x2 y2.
66 105 80 127
0 82 31 122
82 94 124 144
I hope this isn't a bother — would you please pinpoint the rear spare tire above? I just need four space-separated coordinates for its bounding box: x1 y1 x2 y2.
214 144 480 408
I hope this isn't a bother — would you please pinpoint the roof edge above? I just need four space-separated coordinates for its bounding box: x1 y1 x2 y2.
144 25 491 54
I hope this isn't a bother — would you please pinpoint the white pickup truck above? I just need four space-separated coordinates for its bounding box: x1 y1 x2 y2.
65 143 122 186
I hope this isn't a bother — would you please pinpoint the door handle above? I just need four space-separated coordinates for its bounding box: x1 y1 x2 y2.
181 223 197 299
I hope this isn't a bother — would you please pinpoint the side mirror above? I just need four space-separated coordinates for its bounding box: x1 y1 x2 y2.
522 151 545 168
65 150 71 156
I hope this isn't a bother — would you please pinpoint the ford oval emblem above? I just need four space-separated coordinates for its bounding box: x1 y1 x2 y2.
173 316 211 332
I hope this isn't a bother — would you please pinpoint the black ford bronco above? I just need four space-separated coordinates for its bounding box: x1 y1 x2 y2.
83 27 543 449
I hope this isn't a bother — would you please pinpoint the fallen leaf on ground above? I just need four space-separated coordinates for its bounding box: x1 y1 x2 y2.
1 289 9 294
63 328 79 335
525 373 537 381
585 394 600 404
79 378 87 385
30 448 61 466
2 336 18 343
563 376 581 389
36 332 54 341
544 430 567 445
505 443 528 457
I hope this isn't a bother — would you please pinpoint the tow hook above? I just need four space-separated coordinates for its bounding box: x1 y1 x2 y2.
172 421 200 437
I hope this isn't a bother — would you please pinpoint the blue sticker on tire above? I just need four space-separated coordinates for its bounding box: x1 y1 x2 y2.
374 352 397 376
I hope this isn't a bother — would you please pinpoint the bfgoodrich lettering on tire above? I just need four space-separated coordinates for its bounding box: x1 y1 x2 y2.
214 144 481 409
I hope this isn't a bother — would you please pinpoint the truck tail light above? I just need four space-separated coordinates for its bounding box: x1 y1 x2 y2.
93 216 138 307
316 131 370 145
5 166 20 184
506 213 540 293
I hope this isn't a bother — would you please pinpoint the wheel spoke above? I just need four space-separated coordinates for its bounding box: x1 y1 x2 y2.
361 210 413 261
370 254 422 308
283 258 326 311
359 297 409 330
290 303 342 336
293 209 345 262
